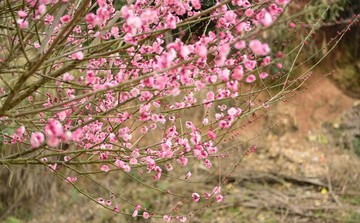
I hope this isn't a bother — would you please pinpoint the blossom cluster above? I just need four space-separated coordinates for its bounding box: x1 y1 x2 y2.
1 0 291 220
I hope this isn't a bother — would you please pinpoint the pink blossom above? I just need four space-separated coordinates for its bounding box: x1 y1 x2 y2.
141 126 148 133
262 56 271 66
111 26 119 38
245 8 254 17
140 9 158 24
30 132 45 148
249 40 270 56
60 15 71 23
204 192 211 199
195 80 206 90
224 10 237 24
276 0 290 5
63 72 74 81
129 158 138 165
192 193 200 202
165 163 173 171
215 194 224 202
236 21 251 34
227 80 239 92
97 198 105 204
178 216 187 222
216 43 230 66
195 44 207 58
121 5 132 19
259 72 269 79
101 165 110 172
57 111 68 121
213 186 221 194
206 75 217 83
208 130 216 140
45 119 63 138
202 118 209 125
215 113 223 120
218 68 230 82
18 10 27 18
123 165 131 172
72 51 84 60
178 157 188 166
206 91 215 101
127 16 142 30
115 159 125 168
246 74 256 83
232 66 244 80
289 22 296 28
44 14 54 24
16 126 25 135
64 131 72 142
37 4 46 15
219 104 227 111
85 13 98 26
97 0 107 7
219 120 229 129
135 204 141 210
163 215 171 222
132 148 140 158
34 42 40 49
204 159 212 168
72 128 83 142
185 171 191 179
190 0 201 10
48 163 57 171
47 137 60 147
166 14 177 29
17 19 29 29
234 40 246 49
143 212 150 219
261 11 273 27
132 210 138 217
130 88 140 97
244 59 256 70
66 177 77 183
227 107 238 117
96 7 110 20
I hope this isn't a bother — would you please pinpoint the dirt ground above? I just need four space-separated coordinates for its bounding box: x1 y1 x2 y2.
214 71 360 223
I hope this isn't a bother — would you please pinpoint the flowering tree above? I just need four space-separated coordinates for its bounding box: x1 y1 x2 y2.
0 0 357 221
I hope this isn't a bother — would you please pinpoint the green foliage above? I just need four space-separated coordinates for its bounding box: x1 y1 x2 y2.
112 0 127 8
1 217 23 223
345 212 360 223
353 137 360 157
304 0 350 23
308 133 329 145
